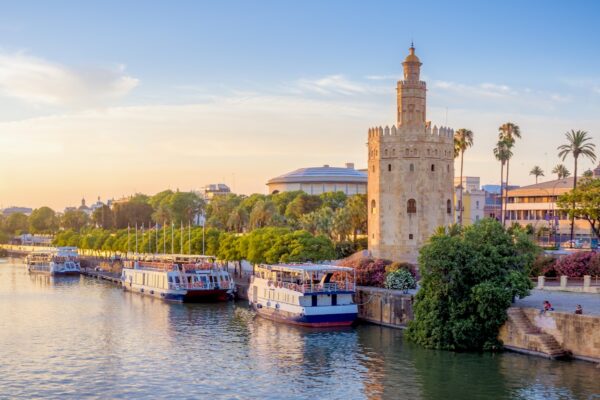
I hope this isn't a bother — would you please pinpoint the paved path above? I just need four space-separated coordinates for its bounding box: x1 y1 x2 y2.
515 289 600 316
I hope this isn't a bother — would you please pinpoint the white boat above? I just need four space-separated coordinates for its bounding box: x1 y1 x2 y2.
121 255 235 302
26 247 81 276
249 264 358 327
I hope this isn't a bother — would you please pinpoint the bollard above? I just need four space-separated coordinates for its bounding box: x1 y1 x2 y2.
537 276 545 289
560 275 568 289
583 275 591 290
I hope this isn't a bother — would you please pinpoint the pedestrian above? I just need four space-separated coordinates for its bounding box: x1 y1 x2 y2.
540 300 554 314
575 304 583 315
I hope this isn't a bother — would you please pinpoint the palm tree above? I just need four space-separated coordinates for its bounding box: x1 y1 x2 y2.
493 139 512 224
552 164 571 179
454 128 474 225
498 122 521 226
557 129 597 241
529 166 544 184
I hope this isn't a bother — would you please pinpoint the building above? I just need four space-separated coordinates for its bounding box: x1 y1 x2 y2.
201 184 231 200
367 45 455 263
2 207 33 216
267 163 367 195
505 178 590 238
481 184 519 220
454 177 485 225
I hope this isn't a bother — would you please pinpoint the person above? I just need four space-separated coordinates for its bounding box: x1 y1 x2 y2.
575 304 583 315
541 300 554 314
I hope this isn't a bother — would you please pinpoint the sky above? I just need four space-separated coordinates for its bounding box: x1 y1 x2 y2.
1 0 600 210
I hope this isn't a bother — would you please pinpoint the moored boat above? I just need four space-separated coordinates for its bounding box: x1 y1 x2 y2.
26 247 81 276
121 255 235 302
249 263 358 327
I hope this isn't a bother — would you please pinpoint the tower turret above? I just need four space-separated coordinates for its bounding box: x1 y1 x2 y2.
397 45 426 128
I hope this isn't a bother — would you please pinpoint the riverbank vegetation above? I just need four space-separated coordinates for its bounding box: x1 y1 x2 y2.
406 219 537 351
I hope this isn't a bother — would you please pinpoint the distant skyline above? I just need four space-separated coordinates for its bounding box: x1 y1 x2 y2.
1 1 600 210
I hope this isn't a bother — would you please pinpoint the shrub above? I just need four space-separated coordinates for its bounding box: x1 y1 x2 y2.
588 253 600 277
554 251 594 277
337 256 392 287
530 254 557 277
385 269 417 292
385 261 417 278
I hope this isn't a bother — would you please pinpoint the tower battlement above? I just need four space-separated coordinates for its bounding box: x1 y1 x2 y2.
367 124 454 141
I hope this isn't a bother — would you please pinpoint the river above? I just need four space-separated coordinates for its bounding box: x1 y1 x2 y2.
0 259 598 400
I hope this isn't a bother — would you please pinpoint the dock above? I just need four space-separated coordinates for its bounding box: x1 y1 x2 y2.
81 268 122 285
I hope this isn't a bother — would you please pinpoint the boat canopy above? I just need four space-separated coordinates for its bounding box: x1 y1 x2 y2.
258 263 353 274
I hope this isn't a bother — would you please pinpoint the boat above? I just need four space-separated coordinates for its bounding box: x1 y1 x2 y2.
248 263 358 327
121 255 235 302
26 247 81 276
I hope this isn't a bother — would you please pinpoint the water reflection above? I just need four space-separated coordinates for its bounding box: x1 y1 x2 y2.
1 260 599 400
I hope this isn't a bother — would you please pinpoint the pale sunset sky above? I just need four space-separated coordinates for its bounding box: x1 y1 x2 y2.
1 1 600 210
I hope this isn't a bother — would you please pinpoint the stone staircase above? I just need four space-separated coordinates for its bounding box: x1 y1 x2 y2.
506 308 568 359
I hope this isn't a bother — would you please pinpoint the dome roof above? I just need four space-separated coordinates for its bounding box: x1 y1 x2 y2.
403 46 421 63
268 165 367 185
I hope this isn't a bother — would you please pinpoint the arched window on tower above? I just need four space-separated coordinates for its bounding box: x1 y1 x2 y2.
447 199 452 214
388 164 392 172
407 199 417 214
447 164 450 173
409 163 414 172
385 148 388 157
431 164 435 172
371 200 377 215
392 148 396 156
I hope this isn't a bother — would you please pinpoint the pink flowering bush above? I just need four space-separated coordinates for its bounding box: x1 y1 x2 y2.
553 251 594 277
337 256 392 287
587 253 600 277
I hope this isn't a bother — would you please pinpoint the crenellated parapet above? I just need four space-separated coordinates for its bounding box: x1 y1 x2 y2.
368 123 454 142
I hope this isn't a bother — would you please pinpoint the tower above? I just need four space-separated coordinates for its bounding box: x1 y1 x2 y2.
367 46 455 263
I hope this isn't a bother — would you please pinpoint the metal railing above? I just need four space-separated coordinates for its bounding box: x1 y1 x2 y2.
273 281 355 293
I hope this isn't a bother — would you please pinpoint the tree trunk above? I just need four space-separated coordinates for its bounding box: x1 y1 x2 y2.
504 159 511 227
499 162 505 223
570 157 578 242
459 150 465 225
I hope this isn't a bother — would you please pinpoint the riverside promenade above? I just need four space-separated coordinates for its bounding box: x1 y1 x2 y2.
515 289 600 316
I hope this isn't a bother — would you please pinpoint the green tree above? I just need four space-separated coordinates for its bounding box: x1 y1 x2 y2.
227 205 248 233
529 165 544 184
557 129 597 241
557 177 600 240
493 138 512 225
406 219 534 351
61 210 89 232
168 191 205 224
113 199 154 229
92 205 114 229
206 194 243 229
270 191 302 215
498 123 521 226
319 191 347 211
454 128 474 225
347 194 367 241
583 169 594 178
4 212 29 234
284 193 322 223
332 206 352 241
249 199 278 229
551 163 571 179
29 207 58 233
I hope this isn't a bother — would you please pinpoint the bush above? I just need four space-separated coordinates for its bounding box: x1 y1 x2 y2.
588 253 600 277
337 256 392 287
385 269 417 292
530 254 557 277
334 241 357 259
554 251 594 277
385 261 417 278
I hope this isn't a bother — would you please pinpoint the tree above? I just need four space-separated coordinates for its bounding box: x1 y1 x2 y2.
29 207 58 233
347 194 367 241
454 128 474 225
227 205 249 233
406 219 535 351
498 123 521 226
61 210 89 232
332 206 353 241
557 177 600 240
583 169 594 178
493 139 512 225
249 199 278 229
113 199 154 229
92 205 114 229
529 166 544 184
319 191 347 211
552 164 571 179
4 212 29 234
558 129 597 242
284 193 322 223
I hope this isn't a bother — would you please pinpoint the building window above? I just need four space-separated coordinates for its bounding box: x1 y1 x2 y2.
405 148 409 156
392 148 396 156
385 148 388 156
447 199 452 214
409 163 414 172
372 165 375 172
407 199 417 214
476 200 480 209
409 234 414 240
371 200 376 215
431 164 435 172
447 164 450 173
388 164 392 172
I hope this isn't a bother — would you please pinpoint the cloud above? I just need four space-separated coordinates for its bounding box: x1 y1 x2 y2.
0 51 138 106
365 74 397 81
292 74 377 96
432 80 516 98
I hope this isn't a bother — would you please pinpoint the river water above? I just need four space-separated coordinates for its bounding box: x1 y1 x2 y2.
1 259 598 400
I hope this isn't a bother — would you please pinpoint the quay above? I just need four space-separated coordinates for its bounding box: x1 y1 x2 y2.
81 268 122 285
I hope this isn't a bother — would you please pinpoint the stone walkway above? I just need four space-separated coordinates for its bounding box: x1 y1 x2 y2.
515 289 600 316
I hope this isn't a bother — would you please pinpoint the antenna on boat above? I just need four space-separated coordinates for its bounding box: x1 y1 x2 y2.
188 221 191 255
135 222 138 256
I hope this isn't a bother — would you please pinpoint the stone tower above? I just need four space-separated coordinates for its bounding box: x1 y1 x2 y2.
367 45 455 263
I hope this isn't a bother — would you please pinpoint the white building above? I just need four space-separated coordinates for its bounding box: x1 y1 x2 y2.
454 177 485 225
267 163 367 195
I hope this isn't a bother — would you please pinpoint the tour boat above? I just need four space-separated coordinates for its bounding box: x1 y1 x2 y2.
121 255 235 302
26 247 81 276
248 264 358 327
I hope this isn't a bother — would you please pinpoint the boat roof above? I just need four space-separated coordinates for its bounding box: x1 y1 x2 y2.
258 263 353 273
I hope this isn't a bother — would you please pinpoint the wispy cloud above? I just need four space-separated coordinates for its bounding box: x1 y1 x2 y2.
432 80 517 98
365 74 397 81
0 51 138 107
291 74 383 96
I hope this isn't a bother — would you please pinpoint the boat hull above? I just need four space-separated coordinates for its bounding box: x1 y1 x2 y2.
122 283 230 303
251 304 357 327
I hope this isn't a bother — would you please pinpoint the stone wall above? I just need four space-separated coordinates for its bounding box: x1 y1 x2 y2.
355 286 414 328
499 307 600 362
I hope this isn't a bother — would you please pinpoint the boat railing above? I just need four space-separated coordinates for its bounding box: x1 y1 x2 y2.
274 281 355 293
168 280 231 290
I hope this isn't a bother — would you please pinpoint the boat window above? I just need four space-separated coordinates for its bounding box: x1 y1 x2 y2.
311 295 318 307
